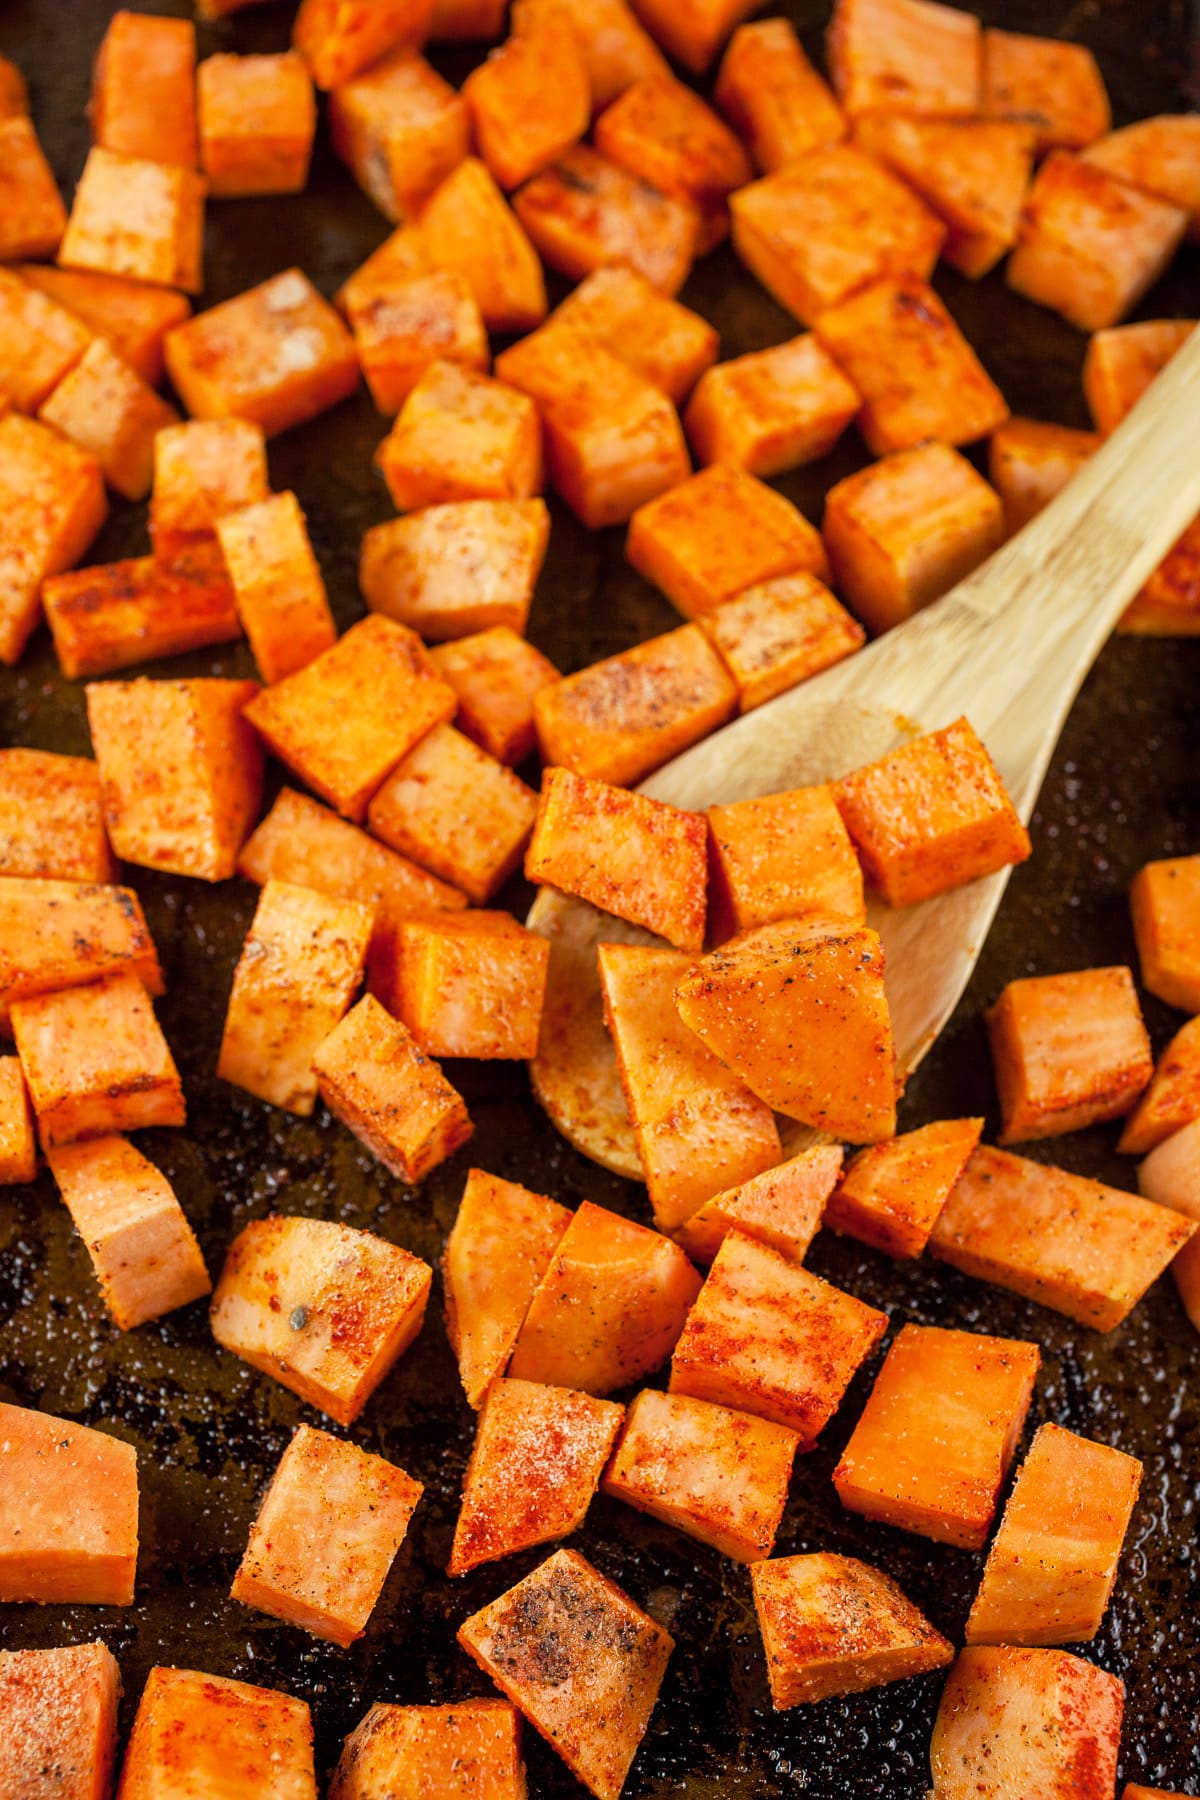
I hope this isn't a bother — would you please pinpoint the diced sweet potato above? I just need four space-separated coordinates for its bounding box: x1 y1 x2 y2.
60 147 205 294
509 1199 702 1395
243 614 456 823
91 11 196 169
1119 516 1200 638
87 676 262 880
345 268 488 415
0 1057 35 1185
526 767 708 951
464 3 589 191
686 336 860 478
987 967 1153 1143
513 146 699 298
377 361 542 511
834 718 1031 909
232 1423 422 1646
550 266 716 401
149 418 268 558
0 266 93 414
120 1668 316 1798
598 943 780 1232
294 0 434 89
331 1702 525 1800
828 0 981 119
0 1400 138 1603
674 1145 843 1266
39 338 179 502
1083 116 1200 243
198 51 317 198
46 1134 210 1330
0 749 114 883
988 417 1099 534
698 576 865 713
856 115 1034 280
706 783 864 946
210 1213 432 1423
604 1387 798 1562
0 414 107 666
833 1322 1039 1549
982 29 1110 154
419 157 547 334
1118 1016 1200 1157
0 115 68 260
563 0 669 110
337 226 433 316
594 75 751 250
1082 320 1195 436
44 546 242 681
929 1647 1123 1800
314 992 473 1179
930 1143 1196 1330
675 916 896 1141
372 911 548 1059
751 1553 953 1708
965 1422 1142 1647
330 49 469 223
716 19 845 173
629 0 756 74
0 1642 121 1800
216 492 337 684
1139 1118 1200 1335
360 499 549 639
1131 854 1200 1015
12 971 184 1148
0 877 162 1029
13 264 190 388
825 1117 983 1260
429 626 560 764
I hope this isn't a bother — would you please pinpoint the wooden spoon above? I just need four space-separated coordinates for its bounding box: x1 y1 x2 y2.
528 328 1200 1181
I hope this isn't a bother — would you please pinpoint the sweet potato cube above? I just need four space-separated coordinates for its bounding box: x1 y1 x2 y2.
360 499 549 640
314 992 473 1179
443 1168 571 1407
377 361 542 511
164 269 359 436
550 266 716 402
464 4 588 192
429 626 560 764
1119 516 1200 638
330 49 469 223
825 1117 983 1260
210 1213 432 1423
594 75 750 253
686 336 860 479
0 414 107 667
832 1322 1038 1549
419 157 547 334
560 0 669 111
604 1387 798 1562
60 148 205 294
39 340 178 503
674 1145 844 1266
12 972 184 1148
149 418 268 558
0 1401 138 1603
628 0 756 74
91 12 196 169
0 1643 121 1800
627 464 829 620
0 1058 35 1185
706 783 865 941
1139 1118 1200 1335
0 55 26 119
47 1134 210 1329
671 1229 888 1447
983 29 1110 154
1082 320 1195 436
675 917 896 1141
987 966 1153 1143
332 1701 524 1800
525 767 708 951
598 943 780 1232
751 1553 953 1707
336 224 433 316
930 1143 1196 1330
0 877 162 1028
243 614 456 823
1131 854 1200 1015
232 1423 422 1646
87 676 262 880
715 19 845 174
218 879 373 1116
1006 152 1188 334
857 115 1034 281
834 717 1031 909
0 115 68 260
698 576 865 713
0 267 93 414
216 492 337 685
534 623 735 787
1084 115 1200 244
929 1647 1123 1800
509 1199 702 1395
0 749 114 883
513 146 699 298
294 0 434 89
346 269 488 415
1119 1016 1200 1156
988 417 1099 535
43 546 241 681
120 1669 316 1798
374 911 548 1059
828 0 981 118
13 264 190 388
729 148 945 327
198 52 317 198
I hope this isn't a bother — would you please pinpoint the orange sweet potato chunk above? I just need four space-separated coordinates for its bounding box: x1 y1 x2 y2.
982 29 1110 154
0 1401 138 1604
39 339 179 502
419 157 547 335
685 335 860 478
329 48 468 223
314 993 473 1180
0 55 26 120
698 576 865 714
987 966 1153 1143
965 1422 1142 1647
1122 1789 1194 1800
198 52 316 199
217 492 337 684
988 417 1099 535
706 784 865 941
674 1145 843 1266
60 148 206 294
0 1057 36 1185
751 1553 953 1707
372 912 548 1060
429 626 561 765
377 361 542 511
1083 116 1200 244
0 1642 121 1800
1139 1118 1200 1336
330 1700 526 1800
1082 320 1195 436
464 2 589 191
0 876 162 1027
149 418 268 558
294 0 434 89
595 75 750 251
1130 853 1200 1014
828 0 981 119
513 146 700 299
91 11 197 169
210 1214 432 1424
119 1668 316 1798
360 500 550 641
562 0 669 111
550 266 717 402
856 115 1035 280
0 267 93 413
1118 1016 1200 1157
833 1322 1039 1549
345 268 488 415
232 1424 422 1646
0 116 68 260
0 749 114 883
629 0 758 74
929 1647 1123 1800
824 1117 983 1260
44 546 242 681
0 414 107 667
716 19 845 174
14 264 191 387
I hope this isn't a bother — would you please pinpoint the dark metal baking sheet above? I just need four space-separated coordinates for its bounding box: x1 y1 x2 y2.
0 1 1198 1792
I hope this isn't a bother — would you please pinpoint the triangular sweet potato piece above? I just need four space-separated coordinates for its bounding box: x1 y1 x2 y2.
674 1144 844 1264
824 1116 983 1257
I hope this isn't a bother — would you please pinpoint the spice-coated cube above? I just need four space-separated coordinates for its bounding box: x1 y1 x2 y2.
929 1648 1123 1800
564 0 669 111
0 1643 121 1800
983 28 1111 154
987 966 1153 1144
216 492 337 685
1083 320 1195 437
346 268 488 415
550 266 717 402
706 782 865 940
464 4 589 191
828 0 981 118
119 1669 316 1796
429 626 560 764
449 1377 623 1575
526 766 708 951
12 971 185 1149
834 717 1031 909
715 20 845 173
1120 517 1200 638
1083 115 1200 244
13 263 191 388
1120 1017 1200 1157
210 1213 433 1422
198 52 317 198
376 361 542 511
0 267 92 414
0 875 162 1026
673 1144 844 1266
0 1401 138 1604
604 1387 798 1562
232 1424 423 1646
60 148 205 294
0 417 107 666
218 879 374 1116
0 748 115 883
988 417 1099 535
698 574 864 713
330 49 469 223
38 338 179 502
47 1134 210 1329
91 11 197 169
824 1117 983 1260
513 146 699 298
685 335 860 477
149 418 268 558
595 75 751 250
243 614 456 823
43 545 241 681
823 444 1006 634
330 1700 525 1800
374 912 549 1059
1006 153 1187 334
0 1058 36 1185
360 499 549 639
1130 854 1200 1015
0 116 68 260
418 158 547 335
294 0 435 89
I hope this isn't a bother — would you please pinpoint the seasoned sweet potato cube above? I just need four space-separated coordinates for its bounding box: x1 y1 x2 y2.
164 269 360 436
629 0 757 74
598 943 780 1232
216 492 337 684
751 1553 953 1707
988 417 1099 535
930 1143 1195 1331
336 224 433 315
443 1168 571 1407
982 29 1110 154
419 157 547 334
987 966 1153 1143
526 767 708 951
824 1117 983 1260
91 11 196 169
1139 1118 1200 1335
0 877 162 1028
232 1424 422 1646
676 917 896 1141
686 336 860 479
210 1213 432 1423
0 415 107 667
360 499 549 640
671 1229 888 1446
377 361 542 511
509 1199 702 1394
149 418 268 558
314 992 473 1179
243 614 456 823
0 115 68 260
929 1647 1123 1800
0 267 93 414
1130 854 1200 1015
513 146 699 298
1082 320 1195 436
0 1058 35 1185
1119 516 1200 638
0 749 114 883
604 1387 798 1562
294 0 434 89
698 576 865 714
674 1145 843 1266
0 1643 121 1800
331 1700 524 1800
87 676 262 880
47 1134 210 1330
120 1669 316 1798
551 266 716 401
198 51 316 198
345 269 488 415
38 339 178 502
856 115 1035 280
13 264 190 388
833 1322 1038 1549
429 626 560 764
330 49 468 223
834 717 1031 909
45 548 241 681
716 20 845 174
0 1400 138 1603
828 0 980 118
1007 152 1187 334
60 148 205 294
595 75 751 251
1084 116 1200 244
1119 1016 1200 1156
374 912 549 1059
464 3 588 191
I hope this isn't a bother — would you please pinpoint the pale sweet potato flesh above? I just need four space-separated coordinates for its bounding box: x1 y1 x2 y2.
0 1401 138 1604
1138 1118 1200 1335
